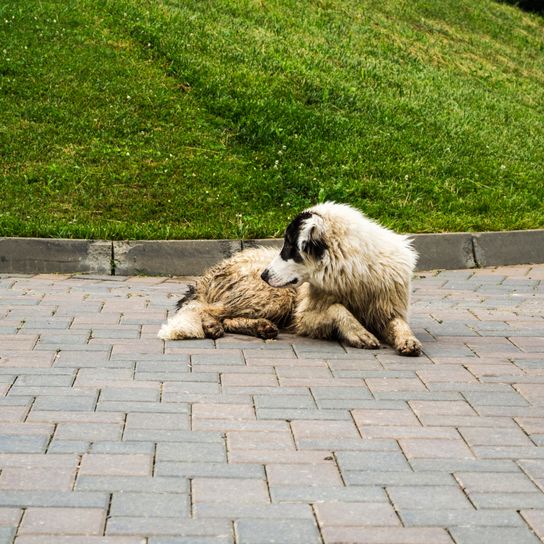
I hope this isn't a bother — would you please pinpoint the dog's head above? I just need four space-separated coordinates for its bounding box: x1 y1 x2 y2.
261 211 328 288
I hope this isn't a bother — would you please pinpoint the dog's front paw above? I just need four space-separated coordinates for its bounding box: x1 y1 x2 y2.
343 330 380 350
397 336 422 357
256 319 279 340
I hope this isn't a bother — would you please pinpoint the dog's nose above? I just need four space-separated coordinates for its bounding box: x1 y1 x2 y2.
261 269 270 283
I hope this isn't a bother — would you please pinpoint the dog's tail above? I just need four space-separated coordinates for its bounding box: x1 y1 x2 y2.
157 286 206 340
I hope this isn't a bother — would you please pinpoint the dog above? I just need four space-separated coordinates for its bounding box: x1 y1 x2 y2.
158 202 422 356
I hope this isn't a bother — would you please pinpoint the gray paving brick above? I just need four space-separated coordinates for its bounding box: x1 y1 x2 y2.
0 528 15 544
123 429 223 443
47 440 89 454
410 459 519 472
468 492 544 509
110 492 188 517
448 526 541 544
149 538 231 544
100 387 161 402
254 394 316 409
194 503 313 519
270 485 387 503
321 526 454 543
0 491 109 508
33 395 97 411
75 475 188 493
455 471 540 493
235 519 321 544
336 451 411 472
256 408 351 420
387 486 473 510
97 402 190 414
90 441 155 455
156 442 226 463
399 509 523 527
297 437 400 451
107 518 231 537
155 461 264 479
0 435 47 453
344 471 456 486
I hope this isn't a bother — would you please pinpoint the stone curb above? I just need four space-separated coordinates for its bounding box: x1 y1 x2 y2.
1 230 543 275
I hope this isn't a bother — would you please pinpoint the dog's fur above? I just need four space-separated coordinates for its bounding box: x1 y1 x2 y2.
158 202 422 356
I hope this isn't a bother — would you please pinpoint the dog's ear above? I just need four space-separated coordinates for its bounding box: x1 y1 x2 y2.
300 215 327 260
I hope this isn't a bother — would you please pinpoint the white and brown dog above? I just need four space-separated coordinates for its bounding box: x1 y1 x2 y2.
158 202 422 356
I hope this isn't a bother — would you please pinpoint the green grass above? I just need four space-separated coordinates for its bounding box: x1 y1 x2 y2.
1 0 543 239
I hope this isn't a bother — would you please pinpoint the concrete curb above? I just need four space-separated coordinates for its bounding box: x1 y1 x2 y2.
1 230 543 275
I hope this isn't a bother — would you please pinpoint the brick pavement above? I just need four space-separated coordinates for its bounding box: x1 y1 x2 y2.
0 265 543 544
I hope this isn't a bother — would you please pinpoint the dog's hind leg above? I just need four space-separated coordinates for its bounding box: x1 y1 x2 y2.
382 317 422 357
223 317 279 340
296 304 380 349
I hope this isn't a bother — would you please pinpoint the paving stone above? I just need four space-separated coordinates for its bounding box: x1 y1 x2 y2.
227 431 294 451
193 503 313 519
399 509 523 527
192 403 255 420
256 408 351 420
156 441 226 462
15 538 145 544
229 449 333 465
75 476 188 493
78 454 152 476
266 462 343 486
107 518 231 537
0 435 47 453
235 519 321 544
351 408 421 428
448 526 541 544
468 492 544 509
155 461 265 479
55 423 122 441
399 438 474 459
270 485 387 503
90 441 155 455
192 478 269 504
19 507 106 535
336 451 411 472
387 485 473 510
254 394 316 409
291 420 360 441
344 471 456 486
410 458 520 473
314 501 400 526
455 471 540 493
0 528 14 544
110 492 188 517
0 466 76 491
0 491 108 508
320 526 454 544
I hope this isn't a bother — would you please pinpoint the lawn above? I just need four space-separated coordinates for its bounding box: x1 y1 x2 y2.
1 0 543 239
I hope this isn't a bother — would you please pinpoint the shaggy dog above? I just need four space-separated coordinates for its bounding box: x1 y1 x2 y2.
158 202 422 356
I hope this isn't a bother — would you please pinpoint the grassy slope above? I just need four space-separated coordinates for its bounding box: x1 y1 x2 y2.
0 0 543 239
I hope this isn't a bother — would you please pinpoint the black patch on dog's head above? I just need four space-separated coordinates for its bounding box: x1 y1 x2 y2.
175 284 196 310
280 211 327 262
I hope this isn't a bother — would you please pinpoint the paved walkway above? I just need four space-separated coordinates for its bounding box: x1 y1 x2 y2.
0 265 543 544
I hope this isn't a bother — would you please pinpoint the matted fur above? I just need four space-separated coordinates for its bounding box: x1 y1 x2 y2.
158 202 422 356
